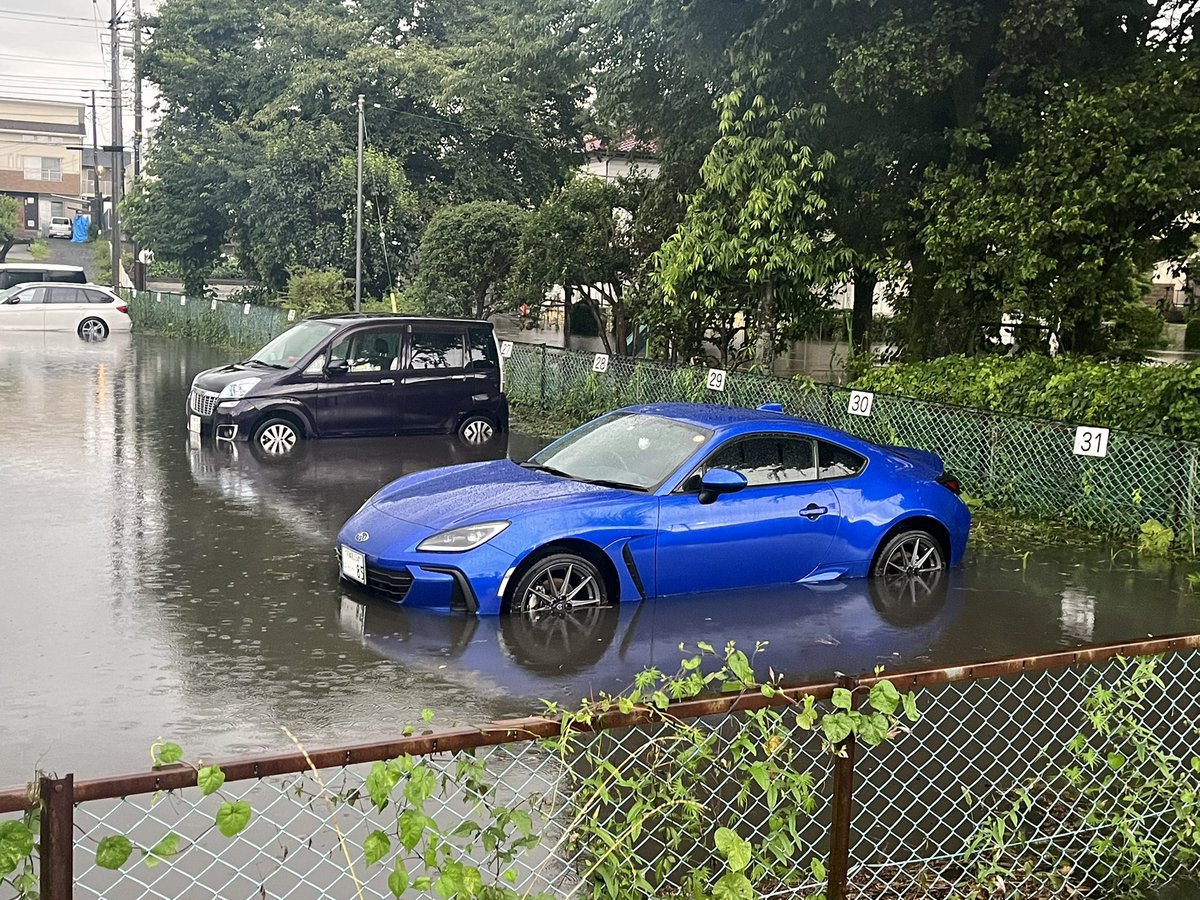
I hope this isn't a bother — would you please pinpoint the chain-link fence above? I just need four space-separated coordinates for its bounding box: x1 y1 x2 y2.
4 635 1200 899
506 343 1200 536
124 289 292 349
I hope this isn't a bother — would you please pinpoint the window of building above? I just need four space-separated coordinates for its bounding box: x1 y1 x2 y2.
22 157 62 182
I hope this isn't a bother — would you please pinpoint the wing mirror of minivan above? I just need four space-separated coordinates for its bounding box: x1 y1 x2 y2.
325 359 350 378
698 468 748 505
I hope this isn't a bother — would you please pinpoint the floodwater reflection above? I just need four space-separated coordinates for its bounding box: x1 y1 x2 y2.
338 573 965 702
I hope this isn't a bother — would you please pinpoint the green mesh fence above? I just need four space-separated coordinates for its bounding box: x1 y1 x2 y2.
506 342 1200 536
125 289 292 349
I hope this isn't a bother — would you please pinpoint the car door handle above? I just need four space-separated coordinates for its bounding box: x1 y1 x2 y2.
800 504 828 519
380 378 395 385
452 374 468 381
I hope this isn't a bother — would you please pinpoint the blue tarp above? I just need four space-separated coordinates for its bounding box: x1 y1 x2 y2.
71 215 90 243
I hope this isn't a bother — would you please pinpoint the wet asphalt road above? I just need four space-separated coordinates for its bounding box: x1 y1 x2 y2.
3 332 1200 786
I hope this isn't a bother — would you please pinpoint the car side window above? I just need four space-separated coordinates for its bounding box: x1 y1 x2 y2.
817 441 866 479
84 289 113 304
703 436 818 487
329 330 404 373
48 287 84 304
408 330 466 370
13 287 47 304
466 327 498 370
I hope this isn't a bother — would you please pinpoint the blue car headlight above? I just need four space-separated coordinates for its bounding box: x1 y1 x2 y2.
218 377 260 400
417 521 509 553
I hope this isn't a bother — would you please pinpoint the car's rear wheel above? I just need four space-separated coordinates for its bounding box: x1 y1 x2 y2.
511 552 607 615
458 414 496 445
78 317 108 342
253 417 301 456
872 529 946 578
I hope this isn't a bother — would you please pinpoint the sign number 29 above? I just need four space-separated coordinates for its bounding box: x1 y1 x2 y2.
1073 426 1110 459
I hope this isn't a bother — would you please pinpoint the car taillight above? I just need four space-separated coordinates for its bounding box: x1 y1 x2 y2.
937 472 962 495
116 304 128 314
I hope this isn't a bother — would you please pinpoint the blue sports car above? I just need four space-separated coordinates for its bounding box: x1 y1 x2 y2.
336 403 971 616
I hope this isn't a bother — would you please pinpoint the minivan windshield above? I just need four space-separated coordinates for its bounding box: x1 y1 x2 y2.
525 412 712 491
248 320 338 367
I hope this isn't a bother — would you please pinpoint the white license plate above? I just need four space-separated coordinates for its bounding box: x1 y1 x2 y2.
341 546 367 584
188 414 201 434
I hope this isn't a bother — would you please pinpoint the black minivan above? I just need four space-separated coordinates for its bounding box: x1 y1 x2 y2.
187 314 508 455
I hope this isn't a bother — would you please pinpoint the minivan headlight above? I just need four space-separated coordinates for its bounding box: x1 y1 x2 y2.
219 377 260 400
417 521 509 553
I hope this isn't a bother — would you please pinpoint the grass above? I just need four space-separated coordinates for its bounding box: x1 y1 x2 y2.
28 239 49 261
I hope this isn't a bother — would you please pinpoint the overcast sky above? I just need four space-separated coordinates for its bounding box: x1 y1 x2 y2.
0 1 154 144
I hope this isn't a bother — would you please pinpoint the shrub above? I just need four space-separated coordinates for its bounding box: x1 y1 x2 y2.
284 268 351 317
1108 302 1165 351
1186 319 1200 351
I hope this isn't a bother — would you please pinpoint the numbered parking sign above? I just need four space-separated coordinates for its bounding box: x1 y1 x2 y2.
287 309 297 322
500 341 514 358
592 353 609 373
210 298 218 311
242 303 251 315
848 390 874 418
180 296 187 306
706 368 727 392
1073 426 1110 459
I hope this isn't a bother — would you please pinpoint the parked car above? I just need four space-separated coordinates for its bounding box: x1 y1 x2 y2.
187 314 508 455
47 217 72 239
0 282 130 340
336 403 972 615
0 263 87 290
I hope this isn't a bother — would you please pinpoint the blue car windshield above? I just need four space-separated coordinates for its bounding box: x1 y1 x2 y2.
249 320 338 366
529 412 712 491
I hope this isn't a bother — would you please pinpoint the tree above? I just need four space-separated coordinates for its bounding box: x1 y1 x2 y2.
410 201 527 319
0 195 21 262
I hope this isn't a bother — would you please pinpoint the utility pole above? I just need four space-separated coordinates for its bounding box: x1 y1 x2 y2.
355 94 364 313
131 0 144 290
109 0 124 290
89 91 101 236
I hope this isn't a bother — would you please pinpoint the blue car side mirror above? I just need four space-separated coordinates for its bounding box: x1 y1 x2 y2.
698 467 748 505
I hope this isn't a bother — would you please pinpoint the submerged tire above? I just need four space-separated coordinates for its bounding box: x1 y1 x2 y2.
511 552 607 615
871 529 946 578
253 417 301 456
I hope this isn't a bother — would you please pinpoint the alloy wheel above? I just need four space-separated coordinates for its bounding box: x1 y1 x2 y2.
519 560 603 614
878 533 944 577
79 319 107 342
460 418 495 444
258 423 298 455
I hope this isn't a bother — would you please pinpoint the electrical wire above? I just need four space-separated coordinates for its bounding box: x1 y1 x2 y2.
361 116 393 288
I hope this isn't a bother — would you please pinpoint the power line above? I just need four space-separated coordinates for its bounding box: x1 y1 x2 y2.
1 55 106 68
0 7 100 24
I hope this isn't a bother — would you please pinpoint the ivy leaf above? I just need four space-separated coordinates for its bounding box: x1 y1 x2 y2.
145 832 181 868
901 693 920 723
858 713 891 747
366 761 400 811
0 821 35 877
216 800 252 837
388 859 410 897
197 765 226 797
398 808 428 851
154 742 184 766
405 765 437 807
714 827 751 872
712 870 754 900
822 712 854 744
727 650 754 684
868 681 900 715
96 835 134 870
831 687 853 710
811 857 827 882
364 830 391 866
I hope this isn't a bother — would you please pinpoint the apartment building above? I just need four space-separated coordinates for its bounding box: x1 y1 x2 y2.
0 98 87 234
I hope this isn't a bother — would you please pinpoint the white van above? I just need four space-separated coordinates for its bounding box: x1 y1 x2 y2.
48 217 72 239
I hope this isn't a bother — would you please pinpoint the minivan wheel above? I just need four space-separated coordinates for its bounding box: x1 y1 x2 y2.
458 415 496 445
78 317 108 342
253 418 301 456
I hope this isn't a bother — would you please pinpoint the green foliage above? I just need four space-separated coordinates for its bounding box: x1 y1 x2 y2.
1108 303 1166 354
0 814 36 899
966 656 1200 897
94 238 112 287
28 240 49 261
409 201 526 319
284 268 352 317
0 195 19 241
1137 520 1175 557
853 355 1200 442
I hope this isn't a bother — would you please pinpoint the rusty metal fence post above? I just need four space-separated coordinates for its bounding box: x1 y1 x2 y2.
538 344 548 409
826 674 859 900
40 774 73 900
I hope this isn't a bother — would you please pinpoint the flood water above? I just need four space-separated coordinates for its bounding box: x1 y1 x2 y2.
3 332 1200 787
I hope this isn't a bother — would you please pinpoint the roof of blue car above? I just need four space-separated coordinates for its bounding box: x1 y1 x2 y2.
620 402 864 444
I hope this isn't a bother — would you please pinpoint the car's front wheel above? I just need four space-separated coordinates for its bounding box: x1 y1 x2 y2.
78 317 108 342
457 414 497 445
511 552 607 615
253 417 301 456
872 529 946 578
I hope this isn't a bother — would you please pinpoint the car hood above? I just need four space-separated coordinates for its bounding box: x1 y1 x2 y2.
368 459 630 528
192 362 280 393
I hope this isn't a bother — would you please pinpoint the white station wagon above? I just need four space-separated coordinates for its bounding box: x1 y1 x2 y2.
0 282 131 341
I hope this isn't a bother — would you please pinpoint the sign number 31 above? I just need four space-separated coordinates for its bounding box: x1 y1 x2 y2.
1073 426 1110 459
